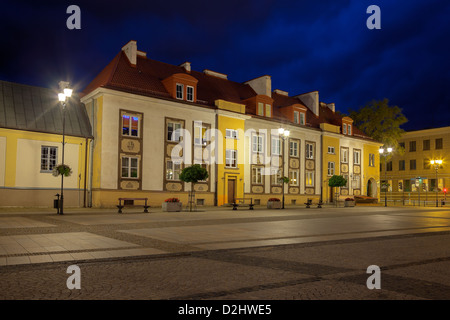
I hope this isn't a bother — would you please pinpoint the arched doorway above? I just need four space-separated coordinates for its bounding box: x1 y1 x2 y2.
367 178 377 198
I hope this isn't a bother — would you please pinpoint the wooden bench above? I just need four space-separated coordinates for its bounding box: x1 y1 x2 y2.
232 198 254 210
117 198 150 213
304 199 323 208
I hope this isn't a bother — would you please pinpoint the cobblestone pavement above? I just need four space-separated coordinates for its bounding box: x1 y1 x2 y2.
1 205 450 300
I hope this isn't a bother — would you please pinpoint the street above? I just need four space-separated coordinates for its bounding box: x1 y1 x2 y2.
1 205 450 300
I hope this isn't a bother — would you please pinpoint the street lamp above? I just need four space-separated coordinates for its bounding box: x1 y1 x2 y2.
430 159 443 207
379 147 393 207
278 128 290 209
57 81 73 215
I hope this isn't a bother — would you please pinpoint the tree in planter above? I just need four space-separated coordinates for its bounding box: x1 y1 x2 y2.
52 164 72 177
179 164 209 212
328 175 347 206
278 176 289 209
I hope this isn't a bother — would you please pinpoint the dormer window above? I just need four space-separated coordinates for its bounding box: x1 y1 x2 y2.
294 111 299 124
257 102 272 117
257 103 264 116
176 83 184 100
343 123 347 134
187 86 194 102
348 124 352 135
342 117 354 136
265 104 271 117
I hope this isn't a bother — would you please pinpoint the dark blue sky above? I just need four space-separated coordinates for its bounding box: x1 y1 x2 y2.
1 0 449 131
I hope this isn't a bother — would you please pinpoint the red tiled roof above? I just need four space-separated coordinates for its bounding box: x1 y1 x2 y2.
83 49 372 140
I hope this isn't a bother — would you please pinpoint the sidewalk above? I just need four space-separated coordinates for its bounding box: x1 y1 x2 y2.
1 204 449 267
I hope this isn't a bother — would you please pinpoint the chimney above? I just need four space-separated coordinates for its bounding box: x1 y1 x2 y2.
245 75 272 97
294 91 319 116
180 62 191 72
203 69 227 79
327 103 335 112
122 40 137 67
273 89 289 96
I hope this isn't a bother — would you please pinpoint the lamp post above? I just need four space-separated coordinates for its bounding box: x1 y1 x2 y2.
430 159 443 207
379 147 393 207
57 81 73 215
278 128 290 209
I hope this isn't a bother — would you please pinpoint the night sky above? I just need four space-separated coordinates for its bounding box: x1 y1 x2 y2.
1 0 449 131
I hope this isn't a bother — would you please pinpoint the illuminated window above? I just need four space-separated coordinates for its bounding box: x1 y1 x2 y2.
265 104 271 117
289 170 299 186
306 171 314 187
122 115 140 137
257 103 264 116
166 160 181 180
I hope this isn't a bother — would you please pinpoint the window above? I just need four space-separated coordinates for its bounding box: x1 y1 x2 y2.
348 124 352 135
225 129 238 139
122 115 139 137
271 168 282 185
300 112 305 125
252 166 263 184
423 139 430 151
327 162 335 176
409 141 416 152
353 150 360 165
342 174 349 188
41 146 57 171
436 138 443 149
410 159 416 170
306 143 314 159
257 103 264 116
166 160 181 180
398 181 403 192
265 104 272 117
343 124 347 135
167 122 182 142
399 142 405 150
423 158 431 169
294 111 299 124
176 83 184 100
353 174 361 189
305 171 314 187
369 153 375 167
387 161 393 171
271 137 281 155
252 135 264 153
289 170 299 186
328 146 335 154
399 160 405 171
289 140 298 157
194 122 208 145
226 149 237 168
186 86 194 102
122 157 139 178
341 148 348 163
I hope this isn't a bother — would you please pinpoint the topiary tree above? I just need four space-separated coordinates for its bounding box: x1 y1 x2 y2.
180 164 209 211
328 175 347 206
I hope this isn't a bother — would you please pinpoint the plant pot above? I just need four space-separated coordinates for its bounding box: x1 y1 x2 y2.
267 201 282 209
162 202 182 212
344 200 355 207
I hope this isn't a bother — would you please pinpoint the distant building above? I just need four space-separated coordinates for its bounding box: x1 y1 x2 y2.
0 80 92 207
381 126 450 205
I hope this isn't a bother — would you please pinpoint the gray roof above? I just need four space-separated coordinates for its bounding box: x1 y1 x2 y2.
0 80 92 138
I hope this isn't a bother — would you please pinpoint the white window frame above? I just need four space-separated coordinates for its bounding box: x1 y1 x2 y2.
300 112 305 125
41 146 58 172
225 149 237 168
271 137 281 155
289 140 298 157
353 150 361 165
257 103 264 116
167 122 182 142
265 104 271 117
122 114 140 137
252 134 264 153
225 129 238 139
294 111 299 124
186 85 194 102
306 171 314 187
348 124 352 135
327 162 335 176
176 83 184 100
289 169 299 186
306 142 314 159
166 160 181 180
252 166 263 184
122 156 139 179
327 146 335 154
271 168 282 185
341 148 348 163
343 123 347 135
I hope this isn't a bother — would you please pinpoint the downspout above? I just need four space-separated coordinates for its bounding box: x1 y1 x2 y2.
88 99 95 207
84 137 88 207
320 131 323 204
214 112 218 206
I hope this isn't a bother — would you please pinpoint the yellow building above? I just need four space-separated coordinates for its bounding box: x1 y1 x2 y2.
0 80 92 207
383 126 450 205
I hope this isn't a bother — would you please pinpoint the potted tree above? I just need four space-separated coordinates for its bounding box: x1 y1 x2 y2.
179 164 209 212
344 198 356 207
328 175 347 207
52 164 72 177
267 198 282 209
162 198 182 212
